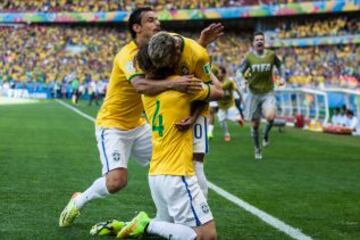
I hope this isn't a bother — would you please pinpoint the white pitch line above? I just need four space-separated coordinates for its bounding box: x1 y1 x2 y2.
207 182 312 240
56 99 313 240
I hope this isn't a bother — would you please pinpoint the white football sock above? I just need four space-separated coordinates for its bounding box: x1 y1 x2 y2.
147 220 197 240
219 120 229 136
74 176 110 209
194 161 208 198
208 124 214 135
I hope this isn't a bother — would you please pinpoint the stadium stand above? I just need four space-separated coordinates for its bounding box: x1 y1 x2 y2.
0 0 322 12
1 23 358 89
274 16 360 39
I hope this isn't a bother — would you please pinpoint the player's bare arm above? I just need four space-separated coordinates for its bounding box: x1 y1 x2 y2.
131 75 202 96
175 72 224 131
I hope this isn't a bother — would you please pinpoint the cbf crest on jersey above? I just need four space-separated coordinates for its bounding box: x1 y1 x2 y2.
125 60 135 74
203 63 211 76
112 150 121 161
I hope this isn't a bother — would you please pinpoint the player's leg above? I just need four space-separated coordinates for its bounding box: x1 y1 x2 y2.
245 93 262 159
131 123 152 167
193 116 209 198
170 175 216 240
235 97 244 119
59 127 133 227
228 105 244 127
117 176 197 240
208 102 218 139
262 92 276 147
217 108 230 142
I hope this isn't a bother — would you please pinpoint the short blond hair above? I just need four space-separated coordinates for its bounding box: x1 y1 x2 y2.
148 31 177 68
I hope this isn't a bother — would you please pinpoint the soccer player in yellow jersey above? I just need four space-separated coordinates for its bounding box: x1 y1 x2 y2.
59 7 224 227
115 32 223 240
213 66 244 142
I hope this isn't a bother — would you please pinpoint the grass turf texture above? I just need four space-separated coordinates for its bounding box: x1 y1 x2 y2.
1 99 359 240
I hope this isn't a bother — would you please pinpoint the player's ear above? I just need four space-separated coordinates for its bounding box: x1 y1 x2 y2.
133 24 142 34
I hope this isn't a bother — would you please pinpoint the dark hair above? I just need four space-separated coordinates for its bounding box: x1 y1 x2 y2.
128 7 153 39
136 43 174 80
347 110 354 116
253 31 264 40
219 66 227 75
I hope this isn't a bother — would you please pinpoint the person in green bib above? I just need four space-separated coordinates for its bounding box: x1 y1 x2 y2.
238 32 286 160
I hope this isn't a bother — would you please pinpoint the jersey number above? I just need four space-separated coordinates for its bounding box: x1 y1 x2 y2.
194 124 202 139
152 100 164 137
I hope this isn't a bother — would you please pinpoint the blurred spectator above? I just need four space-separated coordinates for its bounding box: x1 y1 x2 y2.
274 16 360 39
345 110 358 132
331 108 341 125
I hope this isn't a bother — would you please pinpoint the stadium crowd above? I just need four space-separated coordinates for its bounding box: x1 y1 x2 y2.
0 24 359 95
0 0 324 12
274 16 360 39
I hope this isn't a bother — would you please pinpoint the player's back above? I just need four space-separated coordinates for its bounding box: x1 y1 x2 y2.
142 83 210 177
96 41 145 130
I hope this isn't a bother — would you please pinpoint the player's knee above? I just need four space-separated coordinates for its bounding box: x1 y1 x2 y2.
106 169 128 193
195 221 217 240
265 114 275 122
196 228 217 240
107 176 127 193
193 153 205 162
251 121 259 129
263 110 275 121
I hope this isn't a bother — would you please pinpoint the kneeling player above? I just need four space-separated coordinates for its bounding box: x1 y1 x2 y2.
92 32 223 240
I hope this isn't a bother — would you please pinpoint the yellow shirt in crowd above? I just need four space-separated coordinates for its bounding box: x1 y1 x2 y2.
143 82 210 176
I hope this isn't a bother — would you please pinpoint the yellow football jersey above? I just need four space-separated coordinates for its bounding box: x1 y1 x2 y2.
172 34 212 116
174 35 212 84
142 82 210 176
96 41 145 130
218 79 236 110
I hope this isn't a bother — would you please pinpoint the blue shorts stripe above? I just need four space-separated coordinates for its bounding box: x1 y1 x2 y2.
101 129 110 173
204 117 209 154
181 176 201 226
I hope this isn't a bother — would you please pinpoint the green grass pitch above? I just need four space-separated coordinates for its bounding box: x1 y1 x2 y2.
1 99 360 239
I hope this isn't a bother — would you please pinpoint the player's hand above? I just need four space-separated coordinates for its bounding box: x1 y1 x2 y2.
171 75 203 94
198 23 224 47
174 116 196 131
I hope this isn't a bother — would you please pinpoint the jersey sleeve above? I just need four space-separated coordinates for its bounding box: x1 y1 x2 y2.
116 51 144 81
194 48 212 84
189 83 210 102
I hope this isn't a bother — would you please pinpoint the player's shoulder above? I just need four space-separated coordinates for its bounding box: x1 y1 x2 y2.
181 35 207 55
115 41 137 61
245 51 253 59
266 49 276 57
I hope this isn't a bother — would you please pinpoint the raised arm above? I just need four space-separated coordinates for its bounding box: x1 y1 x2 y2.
197 23 224 48
274 55 286 86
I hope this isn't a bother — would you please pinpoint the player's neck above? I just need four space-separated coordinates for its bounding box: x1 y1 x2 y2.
134 36 149 48
255 49 265 56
